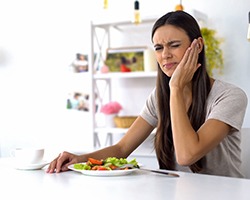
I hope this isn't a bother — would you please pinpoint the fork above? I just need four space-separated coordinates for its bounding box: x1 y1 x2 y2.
117 164 179 177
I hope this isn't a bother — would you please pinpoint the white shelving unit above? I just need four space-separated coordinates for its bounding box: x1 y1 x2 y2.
94 71 157 79
88 17 158 148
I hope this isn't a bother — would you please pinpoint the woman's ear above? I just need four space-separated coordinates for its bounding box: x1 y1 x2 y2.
197 37 204 53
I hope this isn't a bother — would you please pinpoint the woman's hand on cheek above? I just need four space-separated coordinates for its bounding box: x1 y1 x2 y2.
169 39 201 90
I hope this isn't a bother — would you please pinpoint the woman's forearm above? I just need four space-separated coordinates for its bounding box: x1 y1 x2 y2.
170 87 199 165
79 143 126 162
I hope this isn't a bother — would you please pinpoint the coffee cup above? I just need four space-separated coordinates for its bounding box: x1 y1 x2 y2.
11 148 45 165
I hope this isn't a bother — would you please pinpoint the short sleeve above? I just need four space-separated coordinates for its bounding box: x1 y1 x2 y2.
207 86 248 131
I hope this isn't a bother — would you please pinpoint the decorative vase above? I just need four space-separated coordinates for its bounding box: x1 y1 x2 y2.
105 114 116 127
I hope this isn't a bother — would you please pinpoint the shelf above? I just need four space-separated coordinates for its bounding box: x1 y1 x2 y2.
94 71 157 80
90 17 158 148
95 128 128 134
95 127 128 134
95 127 156 134
68 71 90 78
92 16 158 29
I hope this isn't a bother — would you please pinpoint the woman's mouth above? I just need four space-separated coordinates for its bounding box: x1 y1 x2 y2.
163 62 177 69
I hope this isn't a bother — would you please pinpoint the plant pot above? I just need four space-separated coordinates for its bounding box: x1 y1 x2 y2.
105 114 116 127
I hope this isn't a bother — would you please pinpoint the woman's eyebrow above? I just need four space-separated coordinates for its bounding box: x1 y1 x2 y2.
154 40 181 47
153 44 161 48
167 40 181 45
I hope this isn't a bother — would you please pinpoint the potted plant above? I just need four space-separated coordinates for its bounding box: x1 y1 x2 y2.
201 27 224 76
100 101 122 127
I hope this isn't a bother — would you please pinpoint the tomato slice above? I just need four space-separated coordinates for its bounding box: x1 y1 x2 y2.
88 157 103 165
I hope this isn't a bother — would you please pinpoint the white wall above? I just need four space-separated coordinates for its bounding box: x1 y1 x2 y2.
0 0 250 157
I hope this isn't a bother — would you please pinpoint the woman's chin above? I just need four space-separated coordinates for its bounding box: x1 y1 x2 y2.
162 70 172 77
161 67 174 77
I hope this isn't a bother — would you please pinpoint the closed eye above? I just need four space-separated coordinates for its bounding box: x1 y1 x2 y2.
168 41 181 48
154 45 163 51
170 43 181 48
154 41 181 51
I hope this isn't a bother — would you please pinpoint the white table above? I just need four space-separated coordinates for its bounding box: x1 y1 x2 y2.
1 158 250 200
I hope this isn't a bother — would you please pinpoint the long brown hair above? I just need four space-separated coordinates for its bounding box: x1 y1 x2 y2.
152 11 211 173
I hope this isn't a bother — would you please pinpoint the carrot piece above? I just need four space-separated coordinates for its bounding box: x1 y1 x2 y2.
97 166 109 170
109 165 118 170
91 166 98 170
88 158 103 165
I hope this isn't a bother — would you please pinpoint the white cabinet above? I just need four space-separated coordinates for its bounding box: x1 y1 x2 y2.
88 17 158 148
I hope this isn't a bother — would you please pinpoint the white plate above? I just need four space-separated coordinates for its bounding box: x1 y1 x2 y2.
68 164 138 176
15 160 49 170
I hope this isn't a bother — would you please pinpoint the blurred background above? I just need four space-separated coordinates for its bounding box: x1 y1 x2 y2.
0 0 249 158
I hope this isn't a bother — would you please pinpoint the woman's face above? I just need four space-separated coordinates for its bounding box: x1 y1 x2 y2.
152 25 191 77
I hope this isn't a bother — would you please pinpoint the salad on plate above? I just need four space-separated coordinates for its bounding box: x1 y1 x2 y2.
73 157 139 171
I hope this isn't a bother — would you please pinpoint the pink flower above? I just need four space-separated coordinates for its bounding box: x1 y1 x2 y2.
100 101 122 115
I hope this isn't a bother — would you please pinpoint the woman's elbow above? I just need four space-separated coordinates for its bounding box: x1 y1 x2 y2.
175 152 197 166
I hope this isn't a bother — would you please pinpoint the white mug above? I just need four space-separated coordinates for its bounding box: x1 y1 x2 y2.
11 148 44 165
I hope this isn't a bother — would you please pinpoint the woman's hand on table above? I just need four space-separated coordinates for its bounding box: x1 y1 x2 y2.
46 151 82 173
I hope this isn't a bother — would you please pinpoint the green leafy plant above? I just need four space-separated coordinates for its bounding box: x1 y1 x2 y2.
201 27 224 76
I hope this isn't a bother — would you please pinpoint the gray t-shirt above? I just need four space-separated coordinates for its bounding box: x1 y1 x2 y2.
140 79 248 178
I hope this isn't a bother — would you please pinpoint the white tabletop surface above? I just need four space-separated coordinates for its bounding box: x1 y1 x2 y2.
1 157 250 200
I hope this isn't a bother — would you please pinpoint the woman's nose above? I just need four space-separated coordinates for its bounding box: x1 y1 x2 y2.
162 47 172 59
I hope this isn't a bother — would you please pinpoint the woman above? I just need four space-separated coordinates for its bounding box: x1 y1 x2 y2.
47 11 247 178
